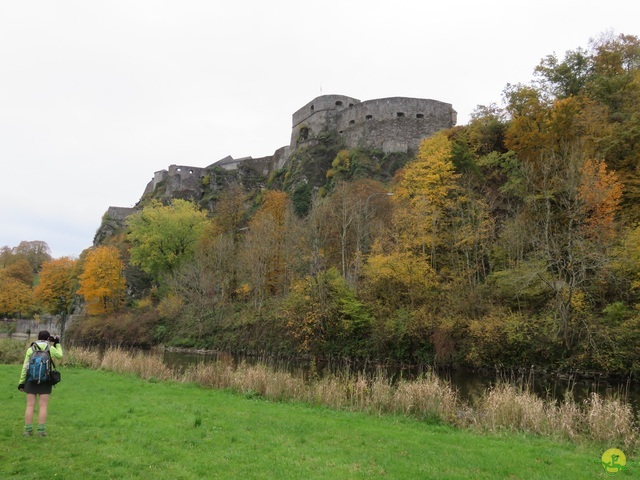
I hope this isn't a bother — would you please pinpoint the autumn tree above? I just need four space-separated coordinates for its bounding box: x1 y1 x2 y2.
167 235 235 342
505 148 623 348
526 33 640 221
612 224 640 297
281 268 372 357
11 240 52 273
0 249 38 317
361 248 436 311
34 257 78 317
393 131 460 267
3 259 34 285
0 273 34 317
128 199 209 283
77 246 126 315
305 179 393 288
210 183 249 236
240 190 304 309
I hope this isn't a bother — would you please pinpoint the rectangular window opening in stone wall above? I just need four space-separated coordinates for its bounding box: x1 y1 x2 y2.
349 120 355 125
397 112 405 117
366 115 373 121
335 101 343 106
416 113 424 119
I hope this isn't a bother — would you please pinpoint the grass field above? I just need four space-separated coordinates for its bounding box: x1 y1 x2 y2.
0 364 622 479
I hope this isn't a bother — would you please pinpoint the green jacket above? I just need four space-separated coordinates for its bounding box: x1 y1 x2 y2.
19 340 63 384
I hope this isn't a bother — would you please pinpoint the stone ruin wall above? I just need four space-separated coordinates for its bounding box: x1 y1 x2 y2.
104 94 456 221
144 165 207 200
165 164 205 197
105 206 136 221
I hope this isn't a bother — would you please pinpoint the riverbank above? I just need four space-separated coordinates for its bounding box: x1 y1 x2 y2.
2 340 638 451
0 365 613 479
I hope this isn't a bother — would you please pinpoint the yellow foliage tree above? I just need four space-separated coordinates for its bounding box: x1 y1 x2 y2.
362 249 436 310
393 132 459 264
0 274 34 317
34 257 78 315
77 246 126 315
3 259 34 285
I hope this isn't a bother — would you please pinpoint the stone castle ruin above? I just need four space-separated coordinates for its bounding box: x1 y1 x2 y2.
100 94 456 227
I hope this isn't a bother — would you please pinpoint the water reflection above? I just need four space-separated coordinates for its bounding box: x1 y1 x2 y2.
162 350 640 413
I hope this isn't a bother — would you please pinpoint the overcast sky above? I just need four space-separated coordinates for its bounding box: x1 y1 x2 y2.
1 1 638 259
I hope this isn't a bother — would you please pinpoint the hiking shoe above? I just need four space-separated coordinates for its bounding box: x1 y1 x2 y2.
23 431 32 437
37 431 47 437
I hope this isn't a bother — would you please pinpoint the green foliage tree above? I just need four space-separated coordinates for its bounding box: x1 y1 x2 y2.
128 200 209 283
281 268 372 357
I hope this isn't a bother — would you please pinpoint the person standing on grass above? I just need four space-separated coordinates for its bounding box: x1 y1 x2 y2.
17 330 63 437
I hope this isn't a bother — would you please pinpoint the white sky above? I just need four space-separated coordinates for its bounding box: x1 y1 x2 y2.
1 1 638 259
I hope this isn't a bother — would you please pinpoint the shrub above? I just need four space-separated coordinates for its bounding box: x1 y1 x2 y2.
0 338 27 364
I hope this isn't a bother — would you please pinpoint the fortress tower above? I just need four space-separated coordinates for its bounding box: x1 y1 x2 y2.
290 94 457 154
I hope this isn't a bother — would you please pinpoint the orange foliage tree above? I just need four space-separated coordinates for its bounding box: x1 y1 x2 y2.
578 158 623 243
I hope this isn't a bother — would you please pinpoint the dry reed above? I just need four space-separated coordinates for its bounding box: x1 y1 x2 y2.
584 393 637 448
100 348 174 381
64 347 102 369
59 347 639 448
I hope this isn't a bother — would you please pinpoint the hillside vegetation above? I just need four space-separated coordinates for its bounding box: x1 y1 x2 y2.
2 32 640 374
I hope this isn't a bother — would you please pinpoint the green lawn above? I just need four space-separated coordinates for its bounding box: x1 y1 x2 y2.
0 365 620 479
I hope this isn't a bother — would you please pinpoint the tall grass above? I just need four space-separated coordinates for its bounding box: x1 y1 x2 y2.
100 348 174 380
2 340 637 449
90 348 639 448
473 384 638 448
0 338 26 364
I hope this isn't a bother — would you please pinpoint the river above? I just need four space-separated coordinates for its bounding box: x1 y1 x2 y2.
161 349 640 413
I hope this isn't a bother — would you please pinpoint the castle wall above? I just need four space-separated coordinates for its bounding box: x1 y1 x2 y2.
105 206 136 221
153 169 168 191
290 95 456 154
165 164 205 197
337 97 456 152
292 95 361 128
291 95 361 147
